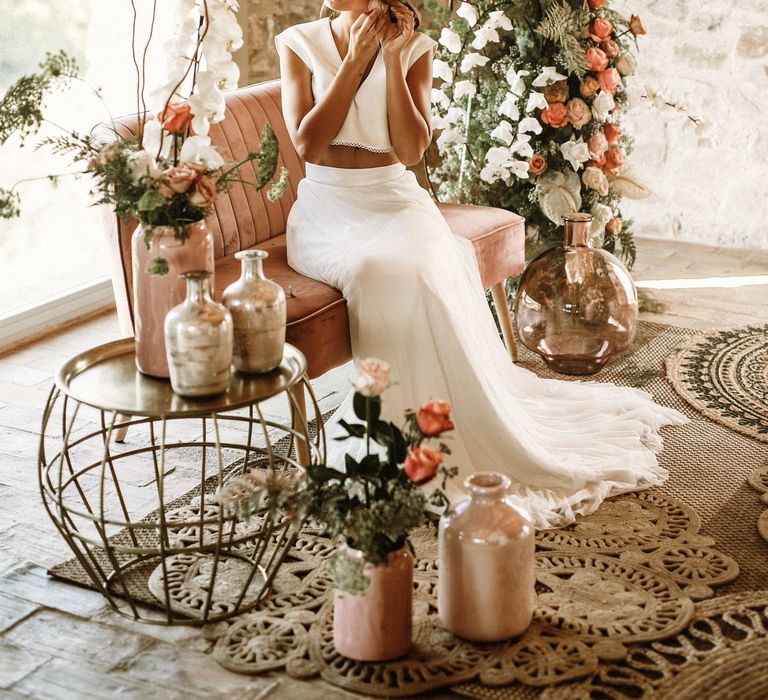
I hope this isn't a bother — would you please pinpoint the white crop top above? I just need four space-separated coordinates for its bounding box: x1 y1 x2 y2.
274 17 437 153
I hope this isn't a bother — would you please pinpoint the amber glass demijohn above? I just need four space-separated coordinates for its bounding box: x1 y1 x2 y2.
514 213 638 375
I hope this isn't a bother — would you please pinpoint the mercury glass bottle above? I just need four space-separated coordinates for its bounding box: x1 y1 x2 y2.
164 271 233 398
222 250 286 374
514 213 638 375
438 472 535 642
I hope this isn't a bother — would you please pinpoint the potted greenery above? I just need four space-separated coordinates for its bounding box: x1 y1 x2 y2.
218 357 456 661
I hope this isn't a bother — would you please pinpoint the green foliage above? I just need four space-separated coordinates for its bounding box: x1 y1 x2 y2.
536 1 590 76
144 257 170 276
256 123 279 188
0 188 20 218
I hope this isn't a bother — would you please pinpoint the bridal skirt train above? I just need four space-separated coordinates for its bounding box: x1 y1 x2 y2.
286 162 687 528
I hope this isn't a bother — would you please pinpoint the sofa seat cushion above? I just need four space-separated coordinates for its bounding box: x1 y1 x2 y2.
437 202 526 288
213 235 351 379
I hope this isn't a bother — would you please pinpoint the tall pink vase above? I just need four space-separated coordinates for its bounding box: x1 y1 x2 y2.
333 546 413 661
131 221 215 378
438 472 536 641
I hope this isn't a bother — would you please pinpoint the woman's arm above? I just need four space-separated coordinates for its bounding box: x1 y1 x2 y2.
382 4 434 166
278 13 384 163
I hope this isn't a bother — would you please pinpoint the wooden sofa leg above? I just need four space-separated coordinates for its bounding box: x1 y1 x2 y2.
491 281 519 363
289 382 310 467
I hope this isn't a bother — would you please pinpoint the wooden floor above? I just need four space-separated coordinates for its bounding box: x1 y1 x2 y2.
0 237 766 699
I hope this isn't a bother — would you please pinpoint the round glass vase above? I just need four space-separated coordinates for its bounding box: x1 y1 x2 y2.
514 213 638 375
222 250 287 374
164 270 233 398
438 472 535 642
131 221 215 378
333 545 413 661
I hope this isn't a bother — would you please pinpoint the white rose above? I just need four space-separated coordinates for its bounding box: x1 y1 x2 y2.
591 90 616 120
582 166 610 196
126 150 161 184
591 203 613 225
615 52 637 77
353 358 391 397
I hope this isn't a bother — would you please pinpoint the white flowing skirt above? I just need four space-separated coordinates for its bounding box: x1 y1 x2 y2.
286 162 687 528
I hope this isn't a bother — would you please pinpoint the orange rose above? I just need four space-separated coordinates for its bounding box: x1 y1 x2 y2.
585 47 608 71
603 123 621 144
159 162 206 194
540 102 569 128
600 39 620 58
597 67 621 95
587 156 606 168
159 102 193 133
528 154 548 176
580 76 600 98
629 15 646 36
404 446 442 485
543 80 569 103
587 0 604 8
606 217 623 236
589 17 613 42
603 146 624 173
416 397 455 436
188 174 218 208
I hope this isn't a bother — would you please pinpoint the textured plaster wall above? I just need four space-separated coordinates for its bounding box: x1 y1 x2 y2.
240 0 768 249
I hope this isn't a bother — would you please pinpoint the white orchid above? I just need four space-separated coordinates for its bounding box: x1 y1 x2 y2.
480 164 509 184
141 118 172 160
518 117 543 135
471 26 500 50
453 80 477 100
460 52 490 73
560 137 591 172
445 106 466 124
511 134 534 159
486 10 513 31
179 135 225 170
505 68 529 96
532 66 567 87
436 127 465 153
433 59 453 84
695 120 717 148
486 146 514 166
439 27 462 54
507 159 530 179
483 146 529 181
431 88 450 108
497 93 520 121
592 90 616 120
490 120 515 146
456 1 478 27
188 71 226 136
526 91 548 113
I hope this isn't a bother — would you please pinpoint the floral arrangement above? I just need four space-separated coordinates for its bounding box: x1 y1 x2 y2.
0 0 288 273
424 0 708 268
218 357 457 593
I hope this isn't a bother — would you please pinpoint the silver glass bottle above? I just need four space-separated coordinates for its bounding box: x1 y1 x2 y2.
222 250 287 374
164 270 233 397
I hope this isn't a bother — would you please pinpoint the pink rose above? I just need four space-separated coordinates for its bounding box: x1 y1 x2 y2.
159 102 193 133
566 98 592 129
603 146 624 173
585 47 609 71
600 39 620 59
629 15 647 36
588 131 609 159
582 166 609 196
589 17 613 42
353 357 391 397
543 80 569 104
528 154 548 175
597 67 621 94
603 123 621 144
587 0 604 8
416 398 455 437
188 174 218 208
540 102 569 128
404 445 442 485
159 162 206 194
580 76 600 98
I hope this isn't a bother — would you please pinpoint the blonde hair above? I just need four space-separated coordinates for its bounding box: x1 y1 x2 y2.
319 1 422 31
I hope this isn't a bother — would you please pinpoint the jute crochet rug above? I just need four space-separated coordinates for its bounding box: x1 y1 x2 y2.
48 322 768 698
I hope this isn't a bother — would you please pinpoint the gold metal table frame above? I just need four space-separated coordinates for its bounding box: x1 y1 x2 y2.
38 339 325 625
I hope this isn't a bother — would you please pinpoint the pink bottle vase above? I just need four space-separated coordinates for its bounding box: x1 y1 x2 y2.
131 221 215 378
438 472 536 641
333 546 413 661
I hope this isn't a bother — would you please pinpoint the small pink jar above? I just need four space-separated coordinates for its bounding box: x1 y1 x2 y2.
438 472 536 641
333 546 413 661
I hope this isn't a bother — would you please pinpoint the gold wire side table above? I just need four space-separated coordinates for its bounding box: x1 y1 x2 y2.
38 339 325 625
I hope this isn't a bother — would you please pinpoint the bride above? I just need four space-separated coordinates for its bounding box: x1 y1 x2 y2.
274 0 686 528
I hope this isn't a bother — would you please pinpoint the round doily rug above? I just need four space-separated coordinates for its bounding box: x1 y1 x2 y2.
666 324 768 442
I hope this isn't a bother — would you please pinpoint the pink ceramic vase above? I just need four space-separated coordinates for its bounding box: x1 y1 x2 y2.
333 546 413 661
438 472 536 641
131 221 215 378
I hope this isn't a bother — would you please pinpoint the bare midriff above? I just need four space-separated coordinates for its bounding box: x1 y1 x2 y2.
312 143 400 168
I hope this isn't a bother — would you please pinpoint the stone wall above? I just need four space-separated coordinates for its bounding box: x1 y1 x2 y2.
239 0 768 249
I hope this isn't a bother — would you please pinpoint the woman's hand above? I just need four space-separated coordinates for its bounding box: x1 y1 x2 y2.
346 11 384 68
380 2 415 57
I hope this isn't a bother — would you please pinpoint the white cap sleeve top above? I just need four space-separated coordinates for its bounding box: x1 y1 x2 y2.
275 17 437 153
